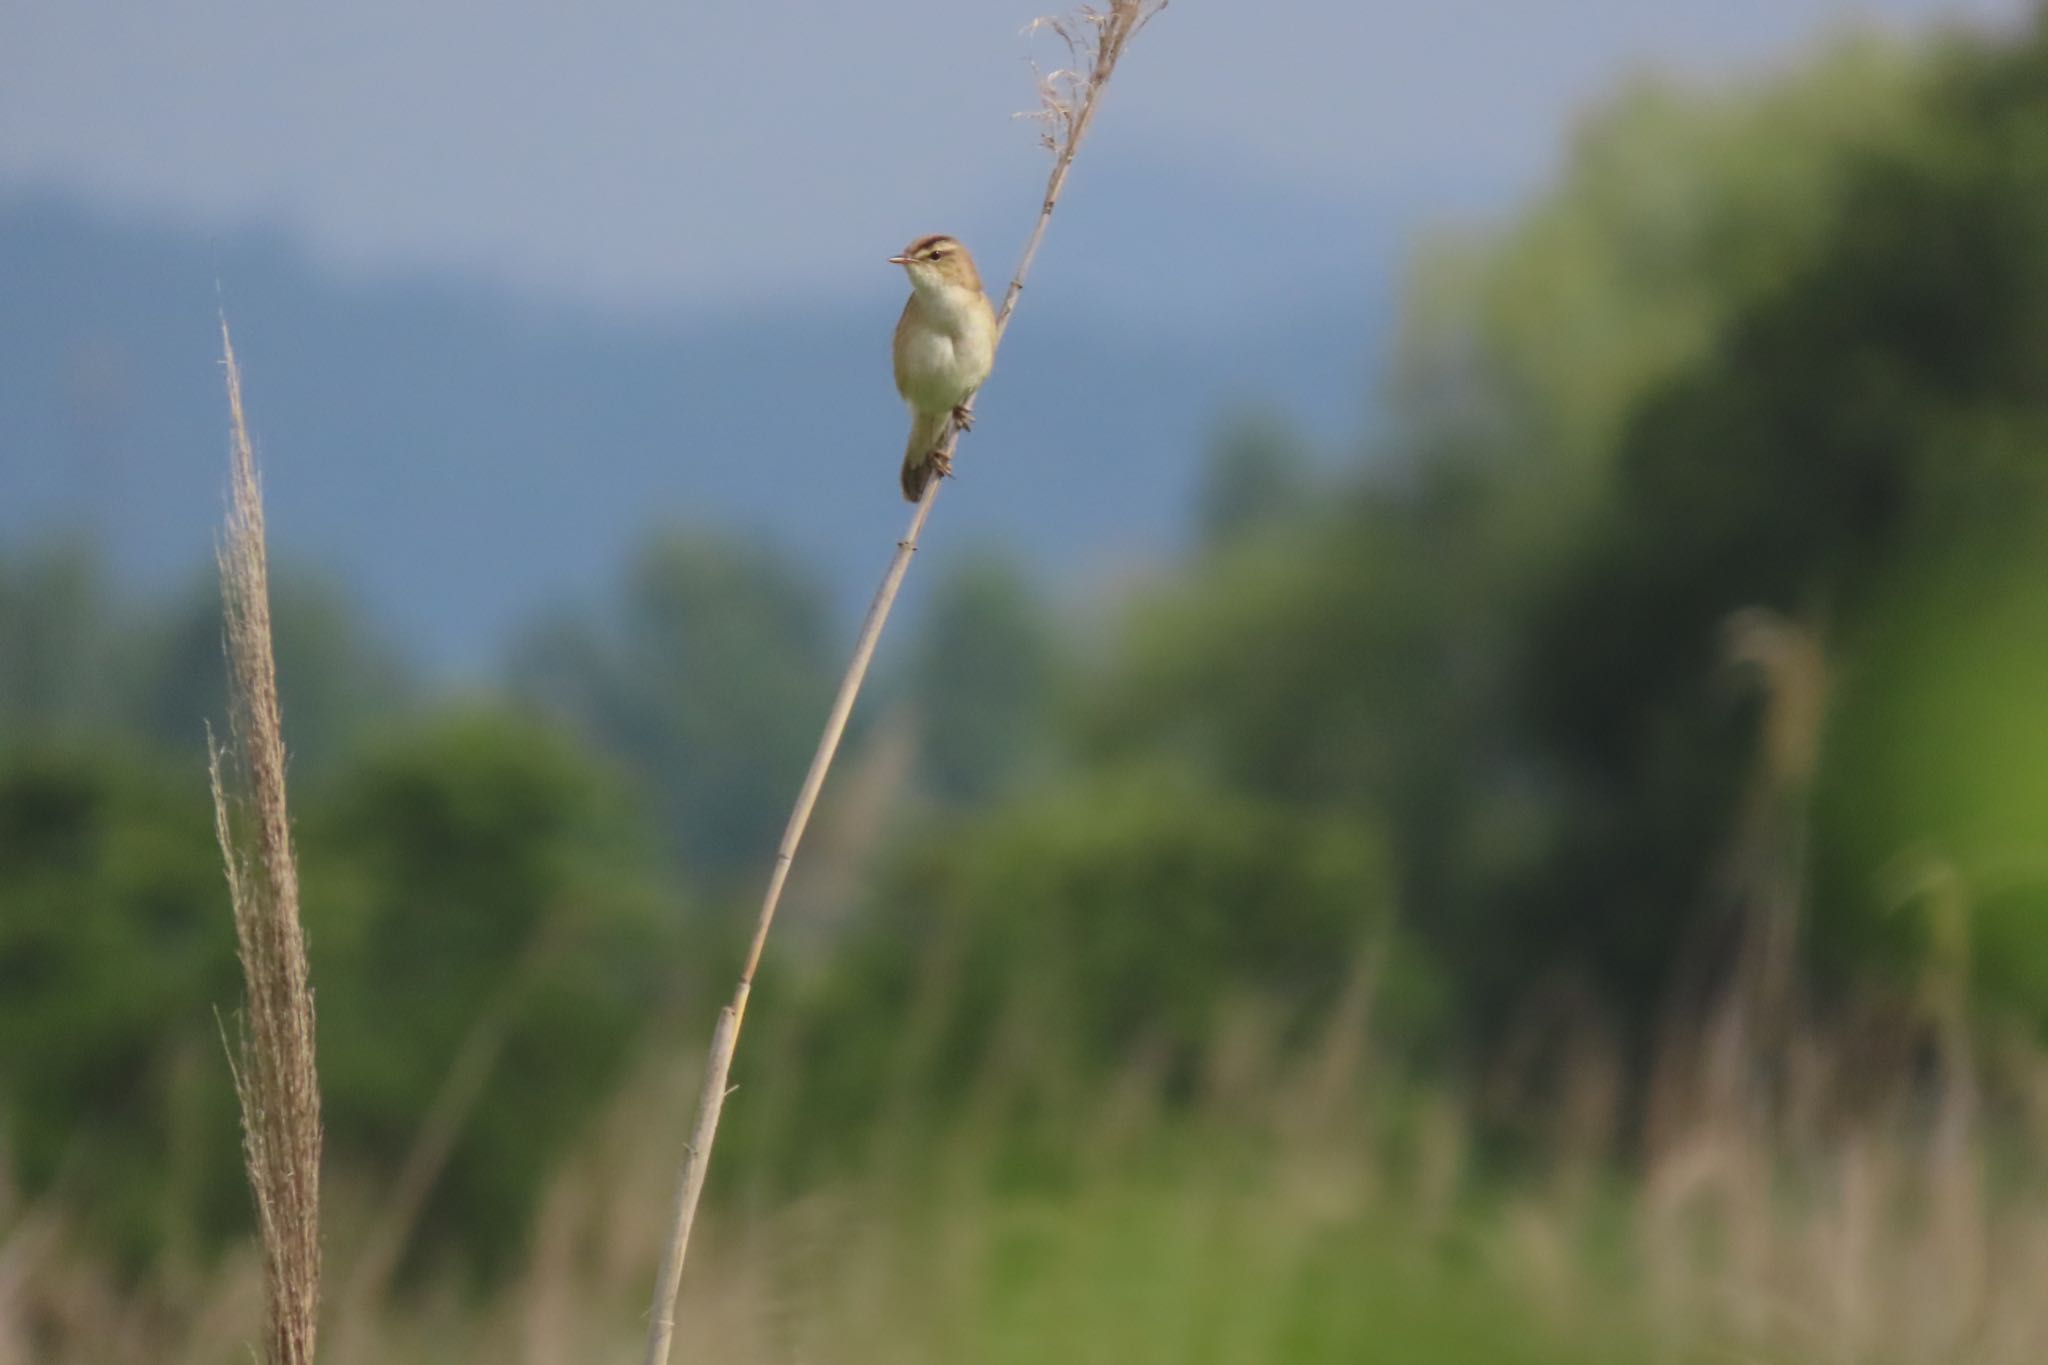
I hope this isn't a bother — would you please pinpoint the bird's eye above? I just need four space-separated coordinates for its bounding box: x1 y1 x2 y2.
926 252 942 262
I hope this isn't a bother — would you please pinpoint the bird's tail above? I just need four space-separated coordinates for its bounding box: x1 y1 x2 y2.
900 409 951 502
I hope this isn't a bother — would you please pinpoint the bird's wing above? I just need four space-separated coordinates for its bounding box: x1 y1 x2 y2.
891 294 922 400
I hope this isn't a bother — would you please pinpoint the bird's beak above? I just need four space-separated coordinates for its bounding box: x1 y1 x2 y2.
888 255 911 265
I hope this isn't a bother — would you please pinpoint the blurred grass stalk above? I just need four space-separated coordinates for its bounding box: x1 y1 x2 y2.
639 5 1166 1362
207 317 324 1365
12 908 2048 1362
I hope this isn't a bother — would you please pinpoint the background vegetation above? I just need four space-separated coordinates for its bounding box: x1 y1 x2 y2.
10 13 2048 1363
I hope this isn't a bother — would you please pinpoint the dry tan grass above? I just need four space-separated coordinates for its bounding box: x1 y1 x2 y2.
9 980 2048 1364
207 317 323 1365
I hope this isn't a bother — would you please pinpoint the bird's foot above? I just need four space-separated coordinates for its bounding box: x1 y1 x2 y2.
951 404 975 433
929 448 955 481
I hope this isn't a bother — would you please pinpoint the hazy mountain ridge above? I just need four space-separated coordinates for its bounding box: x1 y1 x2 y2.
0 186 1397 671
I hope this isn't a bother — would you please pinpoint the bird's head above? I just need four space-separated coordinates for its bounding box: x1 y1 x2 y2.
890 234 984 295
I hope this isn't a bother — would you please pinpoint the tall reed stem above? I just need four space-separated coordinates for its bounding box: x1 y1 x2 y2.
639 7 1164 1362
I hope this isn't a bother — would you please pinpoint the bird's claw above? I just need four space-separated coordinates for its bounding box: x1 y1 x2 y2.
929 448 955 481
951 404 975 433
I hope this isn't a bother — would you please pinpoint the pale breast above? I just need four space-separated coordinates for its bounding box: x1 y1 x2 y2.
895 322 965 409
893 288 996 412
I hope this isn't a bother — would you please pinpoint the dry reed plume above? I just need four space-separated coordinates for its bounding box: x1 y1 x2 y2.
639 5 1167 1362
208 316 324 1365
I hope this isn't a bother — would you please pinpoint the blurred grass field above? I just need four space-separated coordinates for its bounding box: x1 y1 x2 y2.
11 964 2048 1365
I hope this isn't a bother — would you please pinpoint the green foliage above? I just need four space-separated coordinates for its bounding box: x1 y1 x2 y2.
1065 44 1953 1028
1086 503 1489 809
904 556 1060 804
1814 530 2048 1021
762 769 1424 1180
509 528 833 883
889 1175 1637 1365
1511 21 2048 1015
304 705 680 1275
124 568 411 777
892 769 1398 1064
1065 23 2048 1033
1080 488 1540 1026
1195 409 1317 550
0 701 686 1278
0 746 244 1266
1397 39 1929 505
0 541 123 743
0 541 408 777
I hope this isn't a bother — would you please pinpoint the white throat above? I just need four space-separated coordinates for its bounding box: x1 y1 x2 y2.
909 271 983 319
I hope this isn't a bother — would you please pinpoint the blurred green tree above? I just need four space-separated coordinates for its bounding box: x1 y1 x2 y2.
0 543 408 777
509 528 832 885
0 746 244 1268
123 566 411 777
1395 38 1931 530
0 701 687 1279
0 540 124 744
1813 532 2048 1023
1077 494 1528 1030
1063 26 2048 1036
1195 409 1317 550
1510 20 2048 1020
761 767 1423 1179
303 705 681 1277
902 556 1061 805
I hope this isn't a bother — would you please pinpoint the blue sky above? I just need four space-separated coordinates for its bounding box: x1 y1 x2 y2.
1 0 2028 316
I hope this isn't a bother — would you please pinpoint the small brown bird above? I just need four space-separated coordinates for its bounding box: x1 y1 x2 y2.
890 234 997 500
